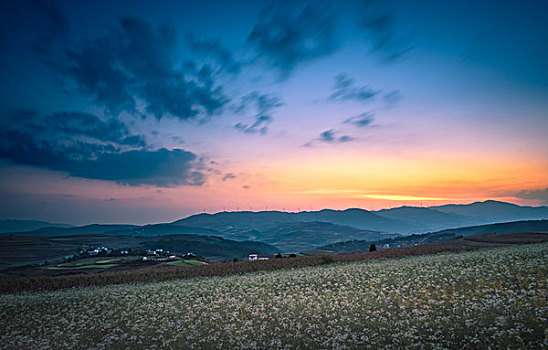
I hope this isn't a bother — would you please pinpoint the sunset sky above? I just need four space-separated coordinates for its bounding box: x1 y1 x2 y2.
1 0 547 224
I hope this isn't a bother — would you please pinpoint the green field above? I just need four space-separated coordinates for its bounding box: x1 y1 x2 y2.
1 243 547 349
167 259 204 266
44 264 119 270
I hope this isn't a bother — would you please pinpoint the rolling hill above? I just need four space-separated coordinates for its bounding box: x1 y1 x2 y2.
258 221 399 252
431 200 548 223
0 233 280 268
373 206 477 233
320 219 548 253
0 220 72 234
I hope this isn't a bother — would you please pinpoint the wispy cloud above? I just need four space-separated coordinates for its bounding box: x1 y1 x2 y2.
329 74 380 104
234 92 283 134
344 112 375 128
514 187 548 205
247 1 341 79
303 129 355 147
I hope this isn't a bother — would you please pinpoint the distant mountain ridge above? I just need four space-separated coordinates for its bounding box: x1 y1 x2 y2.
431 200 548 223
320 219 548 253
0 220 73 234
2 201 547 253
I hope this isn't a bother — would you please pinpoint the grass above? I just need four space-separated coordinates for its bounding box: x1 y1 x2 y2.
44 264 118 270
95 259 117 264
1 243 546 349
167 259 204 266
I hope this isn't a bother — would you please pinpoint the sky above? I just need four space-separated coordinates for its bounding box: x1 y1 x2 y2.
0 0 547 225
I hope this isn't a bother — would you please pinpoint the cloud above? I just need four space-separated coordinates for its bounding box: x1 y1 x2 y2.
246 1 411 78
247 1 341 78
330 74 380 104
53 17 228 120
514 188 548 205
234 92 283 134
0 110 206 187
382 89 402 107
186 33 241 74
307 129 354 145
344 112 375 128
222 173 237 181
31 0 70 55
355 1 413 62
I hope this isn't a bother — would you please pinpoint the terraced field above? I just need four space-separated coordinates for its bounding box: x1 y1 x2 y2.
1 243 547 349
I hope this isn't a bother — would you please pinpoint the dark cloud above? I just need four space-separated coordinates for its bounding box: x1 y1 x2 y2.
186 33 241 74
330 74 380 104
247 0 411 77
514 188 548 205
355 1 413 63
31 0 70 55
247 1 341 78
344 112 375 128
222 173 237 181
0 110 205 187
320 129 336 142
234 92 283 134
53 17 228 120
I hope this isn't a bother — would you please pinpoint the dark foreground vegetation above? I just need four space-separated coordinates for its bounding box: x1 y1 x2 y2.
0 244 465 294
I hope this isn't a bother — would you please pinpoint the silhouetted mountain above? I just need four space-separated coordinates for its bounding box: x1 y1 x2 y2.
258 221 399 252
4 201 547 252
423 219 548 237
2 224 139 236
431 200 548 223
174 209 406 233
373 206 478 233
0 220 72 234
104 224 221 237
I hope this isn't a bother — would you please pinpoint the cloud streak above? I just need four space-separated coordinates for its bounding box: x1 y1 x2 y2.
247 1 341 79
344 112 375 128
329 74 380 104
234 92 283 134
514 188 548 205
303 129 354 147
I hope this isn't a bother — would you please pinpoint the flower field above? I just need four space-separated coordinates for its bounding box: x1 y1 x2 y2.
1 243 547 349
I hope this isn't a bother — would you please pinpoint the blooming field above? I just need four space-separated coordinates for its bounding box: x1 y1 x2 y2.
1 244 547 349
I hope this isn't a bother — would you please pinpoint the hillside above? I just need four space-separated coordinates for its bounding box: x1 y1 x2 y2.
431 200 548 223
0 220 72 234
320 219 548 253
373 206 477 233
1 224 140 236
2 244 546 348
0 233 280 269
259 221 398 252
175 209 409 234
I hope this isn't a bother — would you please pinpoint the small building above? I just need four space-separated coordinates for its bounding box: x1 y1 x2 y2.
249 254 269 261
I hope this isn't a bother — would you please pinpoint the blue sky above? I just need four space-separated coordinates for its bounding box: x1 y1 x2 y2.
0 0 547 224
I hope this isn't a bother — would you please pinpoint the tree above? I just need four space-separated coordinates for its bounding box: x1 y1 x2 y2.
369 243 376 252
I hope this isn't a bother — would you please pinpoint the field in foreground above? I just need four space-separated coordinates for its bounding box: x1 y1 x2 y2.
1 244 547 349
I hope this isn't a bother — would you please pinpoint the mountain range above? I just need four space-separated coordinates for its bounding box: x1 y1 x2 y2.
319 219 548 253
2 200 548 252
